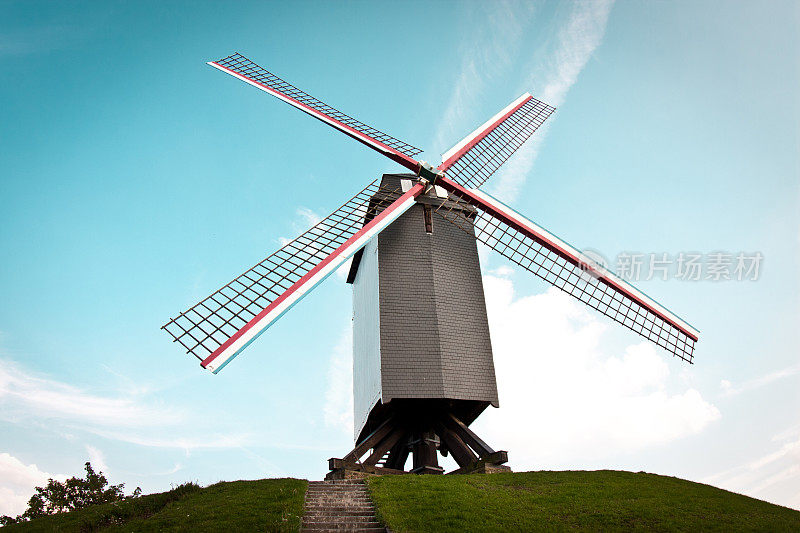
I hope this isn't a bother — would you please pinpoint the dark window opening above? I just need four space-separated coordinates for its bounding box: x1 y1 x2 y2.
422 204 433 234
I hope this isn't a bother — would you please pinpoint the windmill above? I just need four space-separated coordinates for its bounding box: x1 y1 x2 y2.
163 53 699 478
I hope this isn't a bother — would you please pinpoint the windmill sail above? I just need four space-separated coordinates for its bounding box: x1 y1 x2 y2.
164 52 697 371
163 179 424 373
439 94 555 189
209 53 423 172
434 176 698 363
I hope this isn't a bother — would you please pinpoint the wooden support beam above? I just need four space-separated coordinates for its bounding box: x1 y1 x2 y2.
325 460 407 478
411 431 443 474
340 416 395 464
446 413 496 457
329 403 505 476
435 423 477 468
384 438 410 470
447 451 510 475
363 427 406 467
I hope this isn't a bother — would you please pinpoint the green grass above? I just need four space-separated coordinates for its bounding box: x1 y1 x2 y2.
7 471 798 532
4 478 306 533
367 470 800 532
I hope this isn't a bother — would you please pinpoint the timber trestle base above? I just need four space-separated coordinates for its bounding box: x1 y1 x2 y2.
326 400 509 480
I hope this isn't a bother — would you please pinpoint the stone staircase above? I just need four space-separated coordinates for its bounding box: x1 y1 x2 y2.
301 479 386 532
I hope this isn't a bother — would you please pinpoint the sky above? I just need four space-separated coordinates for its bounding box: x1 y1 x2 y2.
1 0 798 517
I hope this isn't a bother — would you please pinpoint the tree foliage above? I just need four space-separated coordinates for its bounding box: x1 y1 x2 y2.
0 461 140 525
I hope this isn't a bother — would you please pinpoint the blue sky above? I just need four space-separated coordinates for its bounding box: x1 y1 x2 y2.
1 0 798 515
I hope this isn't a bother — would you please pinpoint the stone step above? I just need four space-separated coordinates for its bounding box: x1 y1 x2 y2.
304 515 377 520
305 501 373 505
303 515 382 523
302 524 382 530
306 494 372 501
302 522 382 528
305 506 375 512
307 486 368 489
308 481 366 486
306 490 370 498
306 491 370 496
303 515 381 527
306 501 371 504
308 482 366 485
300 529 385 533
306 487 369 492
304 500 372 509
302 478 382 532
305 503 374 508
306 496 371 501
306 492 369 496
306 493 371 500
305 503 373 507
308 482 365 485
301 530 384 533
306 486 369 489
306 493 370 496
308 482 367 486
306 495 372 500
307 491 369 494
307 485 368 488
302 518 381 529
308 494 370 499
306 491 370 495
302 520 386 531
308 479 365 482
306 488 369 492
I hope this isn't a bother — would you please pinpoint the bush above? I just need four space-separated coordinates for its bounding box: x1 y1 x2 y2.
0 462 140 525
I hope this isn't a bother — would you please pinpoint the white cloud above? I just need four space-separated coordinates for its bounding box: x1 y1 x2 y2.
489 0 615 201
487 122 551 201
323 329 354 436
537 0 614 108
720 363 800 397
473 276 719 468
278 207 323 247
86 429 249 452
0 360 181 428
274 205 355 280
0 25 77 57
296 207 322 228
100 364 155 397
703 426 800 510
85 445 109 476
276 205 360 280
0 360 251 455
433 1 534 156
158 463 183 476
489 265 515 278
0 452 66 518
430 1 616 201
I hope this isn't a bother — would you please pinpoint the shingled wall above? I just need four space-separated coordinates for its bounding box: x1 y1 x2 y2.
375 175 499 406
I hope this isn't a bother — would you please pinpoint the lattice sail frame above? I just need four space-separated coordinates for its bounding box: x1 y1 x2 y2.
433 179 698 363
209 53 423 171
162 179 416 370
439 94 556 189
163 53 699 372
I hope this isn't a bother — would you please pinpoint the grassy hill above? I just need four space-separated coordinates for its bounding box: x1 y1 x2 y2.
4 471 798 532
368 471 800 532
2 479 306 532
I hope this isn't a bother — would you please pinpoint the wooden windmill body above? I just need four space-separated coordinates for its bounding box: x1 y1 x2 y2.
345 173 501 474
